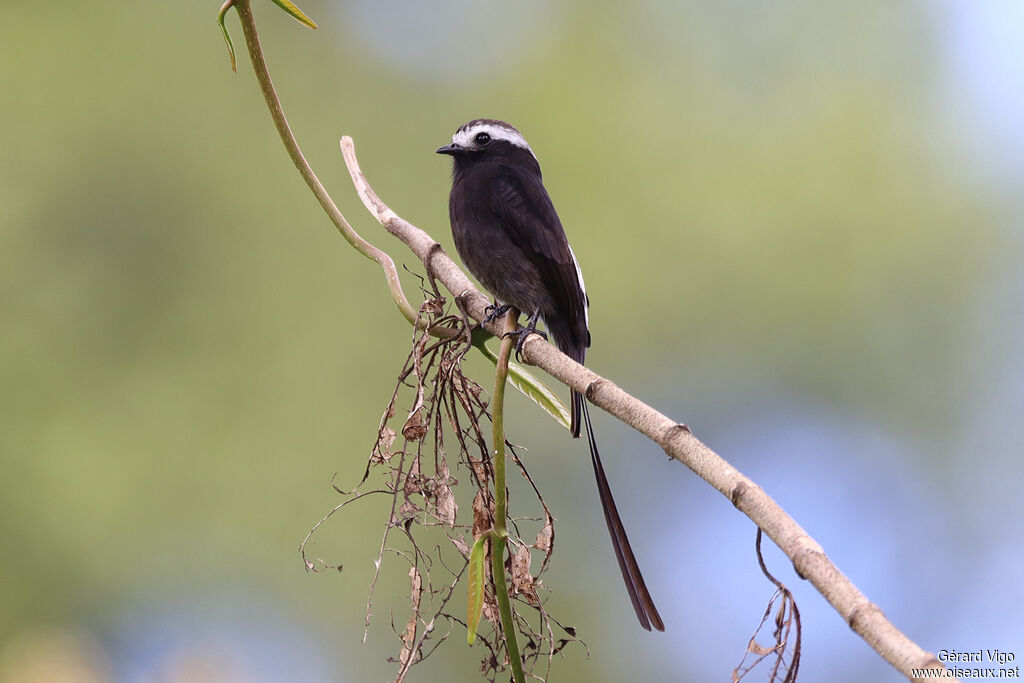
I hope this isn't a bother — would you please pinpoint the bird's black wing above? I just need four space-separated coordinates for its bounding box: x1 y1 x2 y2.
489 165 589 355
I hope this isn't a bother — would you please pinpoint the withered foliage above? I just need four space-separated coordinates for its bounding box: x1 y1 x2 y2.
732 529 802 683
301 291 584 682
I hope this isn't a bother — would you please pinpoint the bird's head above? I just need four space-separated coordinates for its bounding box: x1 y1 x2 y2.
436 119 537 162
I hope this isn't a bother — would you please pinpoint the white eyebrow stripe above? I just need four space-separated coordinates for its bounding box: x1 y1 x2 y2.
453 122 535 157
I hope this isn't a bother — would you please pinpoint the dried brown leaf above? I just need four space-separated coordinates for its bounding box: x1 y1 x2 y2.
472 491 492 540
410 566 422 608
399 567 423 668
404 456 423 495
402 407 428 442
510 545 538 605
749 640 777 656
397 500 420 526
437 447 450 479
372 427 398 463
450 535 470 558
534 515 553 553
481 593 500 627
435 480 458 526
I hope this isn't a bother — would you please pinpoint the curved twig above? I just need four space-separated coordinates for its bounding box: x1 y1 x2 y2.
230 0 423 328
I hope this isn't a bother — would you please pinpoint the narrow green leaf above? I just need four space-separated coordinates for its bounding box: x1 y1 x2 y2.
506 359 571 430
472 334 571 431
268 0 318 29
467 534 488 645
216 3 237 72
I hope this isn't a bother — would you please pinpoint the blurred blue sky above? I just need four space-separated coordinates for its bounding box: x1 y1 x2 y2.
939 0 1024 182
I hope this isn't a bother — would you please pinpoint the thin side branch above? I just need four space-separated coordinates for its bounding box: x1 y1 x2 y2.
230 0 425 328
339 138 954 683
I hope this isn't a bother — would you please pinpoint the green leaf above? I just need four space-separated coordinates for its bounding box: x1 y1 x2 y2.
268 0 318 29
507 358 571 430
467 534 488 645
217 2 237 72
216 0 316 73
472 333 571 431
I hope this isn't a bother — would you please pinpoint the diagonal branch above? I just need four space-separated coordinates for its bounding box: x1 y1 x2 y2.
340 138 955 683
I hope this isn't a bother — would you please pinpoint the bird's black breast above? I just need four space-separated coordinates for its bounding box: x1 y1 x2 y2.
449 160 553 313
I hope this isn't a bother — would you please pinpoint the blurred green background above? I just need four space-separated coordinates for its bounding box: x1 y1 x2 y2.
2 0 1022 681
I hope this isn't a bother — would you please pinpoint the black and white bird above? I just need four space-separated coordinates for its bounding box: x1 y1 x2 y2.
437 119 664 631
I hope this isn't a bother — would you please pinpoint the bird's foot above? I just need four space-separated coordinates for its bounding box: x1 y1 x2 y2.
502 311 546 361
482 303 513 325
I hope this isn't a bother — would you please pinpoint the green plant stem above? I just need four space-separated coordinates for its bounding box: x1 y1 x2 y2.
229 0 424 329
491 310 526 683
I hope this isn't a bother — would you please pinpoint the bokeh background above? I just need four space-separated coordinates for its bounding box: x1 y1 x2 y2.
2 0 1022 681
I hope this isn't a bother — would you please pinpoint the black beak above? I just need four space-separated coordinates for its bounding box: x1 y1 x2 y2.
436 143 459 155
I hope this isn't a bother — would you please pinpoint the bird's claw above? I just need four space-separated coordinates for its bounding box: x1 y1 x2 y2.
502 313 546 361
482 303 512 325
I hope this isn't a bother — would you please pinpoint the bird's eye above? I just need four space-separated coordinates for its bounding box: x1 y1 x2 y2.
474 132 491 145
